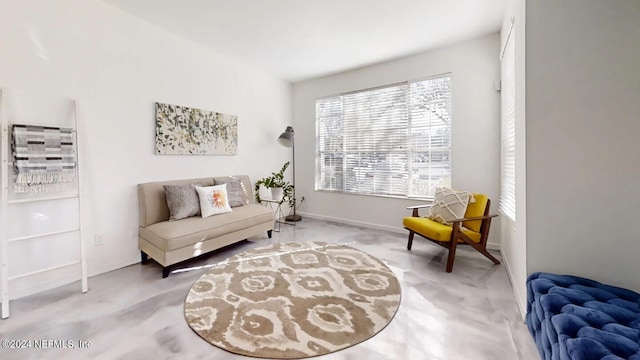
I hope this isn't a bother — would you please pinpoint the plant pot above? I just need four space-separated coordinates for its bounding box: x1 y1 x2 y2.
270 187 283 201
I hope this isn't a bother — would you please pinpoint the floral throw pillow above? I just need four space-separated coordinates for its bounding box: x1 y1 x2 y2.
195 184 233 218
427 187 474 225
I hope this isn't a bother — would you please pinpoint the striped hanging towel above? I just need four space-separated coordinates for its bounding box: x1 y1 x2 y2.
11 124 76 193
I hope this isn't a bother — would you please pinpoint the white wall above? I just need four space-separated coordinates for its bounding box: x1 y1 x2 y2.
526 0 640 291
499 0 528 319
292 34 502 245
0 0 291 299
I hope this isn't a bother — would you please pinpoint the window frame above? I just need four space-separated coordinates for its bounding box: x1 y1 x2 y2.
314 74 453 200
499 26 517 222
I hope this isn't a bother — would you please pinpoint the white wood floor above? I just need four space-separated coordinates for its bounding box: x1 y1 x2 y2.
0 218 540 360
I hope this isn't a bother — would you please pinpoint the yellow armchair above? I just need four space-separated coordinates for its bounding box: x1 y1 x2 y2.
402 193 499 272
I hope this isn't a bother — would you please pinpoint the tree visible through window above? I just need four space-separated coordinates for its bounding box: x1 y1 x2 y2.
315 75 452 198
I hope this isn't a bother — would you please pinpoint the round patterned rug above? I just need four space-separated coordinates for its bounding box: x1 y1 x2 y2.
184 241 401 358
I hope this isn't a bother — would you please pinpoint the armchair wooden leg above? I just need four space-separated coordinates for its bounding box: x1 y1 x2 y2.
462 239 501 265
445 241 457 273
478 248 501 264
407 231 415 250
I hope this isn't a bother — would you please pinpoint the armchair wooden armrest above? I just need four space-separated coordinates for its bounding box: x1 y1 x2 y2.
406 204 432 210
449 214 498 229
449 214 498 224
406 203 432 217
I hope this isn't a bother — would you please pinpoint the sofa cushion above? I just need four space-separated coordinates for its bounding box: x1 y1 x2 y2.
138 177 215 227
402 216 482 243
195 184 233 218
214 176 252 207
215 178 249 208
163 183 201 220
462 193 487 232
139 204 272 251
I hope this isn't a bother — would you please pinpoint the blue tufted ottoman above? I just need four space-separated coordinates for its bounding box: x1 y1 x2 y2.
526 272 640 360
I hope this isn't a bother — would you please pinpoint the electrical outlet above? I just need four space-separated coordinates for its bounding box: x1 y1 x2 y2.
94 234 104 246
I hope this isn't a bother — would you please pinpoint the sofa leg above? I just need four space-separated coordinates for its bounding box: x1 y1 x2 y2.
267 230 272 239
141 251 148 264
162 266 171 278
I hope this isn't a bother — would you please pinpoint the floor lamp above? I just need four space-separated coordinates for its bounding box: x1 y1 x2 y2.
278 126 301 222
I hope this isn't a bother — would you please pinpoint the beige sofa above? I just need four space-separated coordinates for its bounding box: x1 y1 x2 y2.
137 175 273 277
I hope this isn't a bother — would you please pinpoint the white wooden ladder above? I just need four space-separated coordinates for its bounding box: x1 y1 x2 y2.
0 89 88 319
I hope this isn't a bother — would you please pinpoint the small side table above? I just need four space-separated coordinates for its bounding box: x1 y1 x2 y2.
260 199 285 232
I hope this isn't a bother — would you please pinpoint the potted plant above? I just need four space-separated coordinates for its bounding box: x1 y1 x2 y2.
255 161 294 207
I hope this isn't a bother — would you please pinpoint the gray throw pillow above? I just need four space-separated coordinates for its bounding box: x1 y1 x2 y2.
214 178 249 208
164 183 201 221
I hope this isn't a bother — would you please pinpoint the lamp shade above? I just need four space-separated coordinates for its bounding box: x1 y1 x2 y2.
278 126 294 148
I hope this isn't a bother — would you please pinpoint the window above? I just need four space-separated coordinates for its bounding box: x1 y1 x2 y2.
500 28 516 221
315 75 452 198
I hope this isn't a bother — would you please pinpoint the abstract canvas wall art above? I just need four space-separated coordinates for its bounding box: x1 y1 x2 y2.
155 102 238 155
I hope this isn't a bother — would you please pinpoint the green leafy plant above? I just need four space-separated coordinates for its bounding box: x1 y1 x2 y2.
255 161 295 207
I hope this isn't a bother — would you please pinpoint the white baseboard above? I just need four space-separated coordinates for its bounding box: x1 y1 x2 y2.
297 211 406 235
7 266 81 300
2 257 139 303
501 249 527 321
297 211 501 250
88 257 139 278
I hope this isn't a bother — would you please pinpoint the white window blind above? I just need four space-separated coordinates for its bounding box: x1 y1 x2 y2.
315 75 452 198
500 30 516 221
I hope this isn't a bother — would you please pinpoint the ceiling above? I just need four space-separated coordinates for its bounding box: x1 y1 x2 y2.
103 0 506 83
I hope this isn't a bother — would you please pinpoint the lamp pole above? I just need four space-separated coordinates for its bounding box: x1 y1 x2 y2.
278 126 301 222
289 131 300 221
